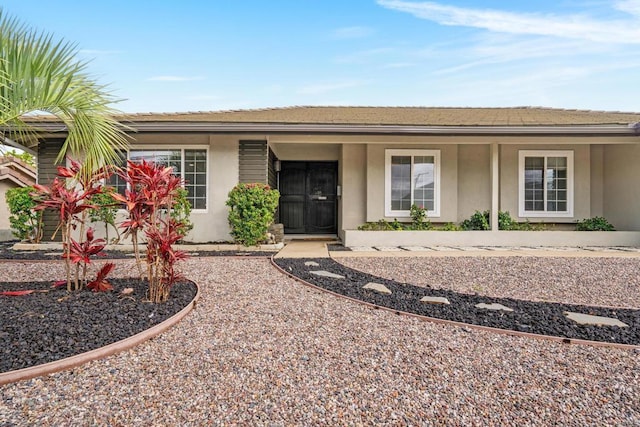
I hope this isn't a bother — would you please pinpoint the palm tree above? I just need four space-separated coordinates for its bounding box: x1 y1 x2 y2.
0 10 129 179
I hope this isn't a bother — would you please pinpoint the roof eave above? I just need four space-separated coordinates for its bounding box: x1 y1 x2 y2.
26 122 640 136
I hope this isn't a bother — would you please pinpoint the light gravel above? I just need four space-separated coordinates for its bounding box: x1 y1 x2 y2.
339 256 640 309
1 256 639 426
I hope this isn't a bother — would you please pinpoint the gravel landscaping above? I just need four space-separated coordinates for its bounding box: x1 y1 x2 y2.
1 256 639 425
274 257 640 345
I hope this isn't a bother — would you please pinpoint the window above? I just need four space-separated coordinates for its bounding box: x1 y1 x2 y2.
518 150 573 218
127 148 208 210
385 149 440 217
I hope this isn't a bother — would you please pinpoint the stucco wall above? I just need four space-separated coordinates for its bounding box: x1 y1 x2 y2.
603 144 640 231
339 144 367 237
270 143 340 161
500 144 591 222
366 144 458 223
457 144 491 222
0 180 15 230
590 145 604 218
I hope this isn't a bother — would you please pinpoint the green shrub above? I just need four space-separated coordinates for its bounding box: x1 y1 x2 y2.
408 204 432 230
171 187 193 239
357 219 405 231
226 183 280 246
87 189 120 243
440 222 462 231
461 210 490 230
5 186 42 242
576 217 615 231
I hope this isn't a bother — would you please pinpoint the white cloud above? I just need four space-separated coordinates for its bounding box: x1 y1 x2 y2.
297 80 370 95
615 0 640 16
331 26 374 39
147 76 204 82
377 0 640 43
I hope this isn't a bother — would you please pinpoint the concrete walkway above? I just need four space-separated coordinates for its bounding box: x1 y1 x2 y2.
274 240 331 258
275 241 640 259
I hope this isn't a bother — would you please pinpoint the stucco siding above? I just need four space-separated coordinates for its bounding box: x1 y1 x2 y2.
500 144 591 222
457 144 491 222
590 145 604 218
270 143 340 161
603 144 640 231
0 180 15 230
340 144 367 236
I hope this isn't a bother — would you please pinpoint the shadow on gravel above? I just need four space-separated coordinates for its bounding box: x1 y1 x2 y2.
274 257 640 346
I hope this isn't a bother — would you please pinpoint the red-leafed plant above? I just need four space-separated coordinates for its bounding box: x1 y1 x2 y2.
33 158 114 291
87 263 115 292
114 159 189 302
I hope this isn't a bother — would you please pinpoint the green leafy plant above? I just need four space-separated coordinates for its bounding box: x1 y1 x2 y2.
440 222 462 231
226 183 280 246
408 204 433 230
461 210 490 230
5 186 42 242
576 217 615 231
87 188 121 243
171 187 193 239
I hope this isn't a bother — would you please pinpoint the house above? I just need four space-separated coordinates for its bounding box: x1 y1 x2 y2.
0 155 37 241
32 106 640 246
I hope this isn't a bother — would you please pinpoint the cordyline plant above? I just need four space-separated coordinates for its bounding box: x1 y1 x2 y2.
113 159 189 303
33 159 115 291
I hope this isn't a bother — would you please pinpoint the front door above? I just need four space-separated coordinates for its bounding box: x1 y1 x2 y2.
279 161 337 234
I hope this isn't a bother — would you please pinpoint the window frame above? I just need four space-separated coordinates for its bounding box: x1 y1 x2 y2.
384 149 441 218
127 145 209 212
518 150 574 218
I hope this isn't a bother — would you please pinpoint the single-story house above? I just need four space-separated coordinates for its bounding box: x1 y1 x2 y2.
0 155 37 241
30 106 640 246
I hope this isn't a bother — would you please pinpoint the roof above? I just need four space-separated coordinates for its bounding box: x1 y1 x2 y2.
116 106 640 126
0 156 36 187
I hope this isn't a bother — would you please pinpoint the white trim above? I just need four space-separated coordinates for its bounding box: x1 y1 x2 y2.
518 150 574 218
128 145 209 213
385 149 441 218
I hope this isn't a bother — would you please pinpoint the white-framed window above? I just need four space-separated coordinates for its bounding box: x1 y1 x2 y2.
107 147 208 211
385 149 440 217
518 150 573 218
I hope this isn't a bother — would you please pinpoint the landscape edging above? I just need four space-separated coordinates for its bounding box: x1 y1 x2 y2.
0 281 200 386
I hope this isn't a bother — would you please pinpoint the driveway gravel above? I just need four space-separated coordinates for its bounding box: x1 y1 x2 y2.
1 256 639 425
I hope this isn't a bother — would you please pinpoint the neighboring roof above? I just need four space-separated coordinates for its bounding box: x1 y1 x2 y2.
117 106 640 126
0 156 36 187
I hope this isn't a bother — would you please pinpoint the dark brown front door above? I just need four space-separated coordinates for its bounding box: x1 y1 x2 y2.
279 161 337 234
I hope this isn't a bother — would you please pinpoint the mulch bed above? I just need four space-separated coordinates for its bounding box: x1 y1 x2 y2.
0 278 197 373
274 257 640 346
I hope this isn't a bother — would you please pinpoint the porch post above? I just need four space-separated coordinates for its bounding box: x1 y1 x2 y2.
490 143 499 231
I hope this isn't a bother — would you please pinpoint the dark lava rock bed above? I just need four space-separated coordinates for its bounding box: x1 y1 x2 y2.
274 257 640 346
1 278 197 373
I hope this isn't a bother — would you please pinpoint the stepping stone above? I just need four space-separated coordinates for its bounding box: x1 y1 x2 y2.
420 296 450 305
481 246 512 251
363 282 392 295
304 261 320 267
401 246 432 251
429 246 459 251
45 252 64 256
564 312 628 327
459 246 487 251
475 302 514 312
374 246 403 252
310 270 345 279
350 246 376 252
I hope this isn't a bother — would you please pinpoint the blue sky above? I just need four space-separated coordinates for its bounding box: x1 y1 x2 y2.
4 0 640 113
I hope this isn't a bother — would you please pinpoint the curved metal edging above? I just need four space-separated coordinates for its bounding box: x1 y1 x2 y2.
270 256 640 351
0 281 201 386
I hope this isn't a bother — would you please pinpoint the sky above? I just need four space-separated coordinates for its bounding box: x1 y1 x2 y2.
4 0 640 113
